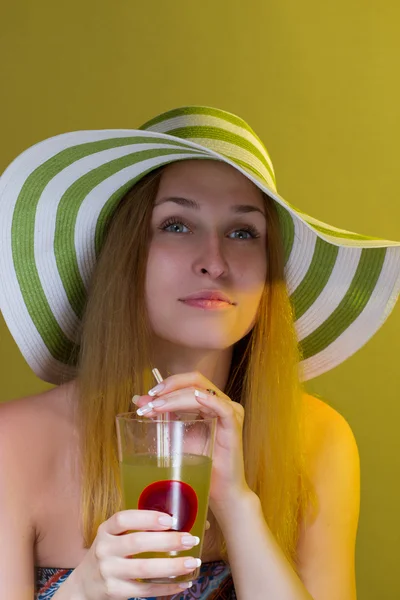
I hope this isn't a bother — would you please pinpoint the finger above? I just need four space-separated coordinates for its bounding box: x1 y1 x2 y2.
191 391 238 429
103 531 201 558
106 555 202 581
102 510 179 536
133 388 198 408
147 371 219 398
137 396 218 419
150 389 231 421
135 389 203 417
205 520 210 530
133 393 185 417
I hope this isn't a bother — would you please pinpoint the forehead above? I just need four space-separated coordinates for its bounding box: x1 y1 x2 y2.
157 159 264 206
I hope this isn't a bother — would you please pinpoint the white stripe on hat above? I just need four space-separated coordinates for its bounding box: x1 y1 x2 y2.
301 246 400 380
302 213 399 248
313 231 399 248
285 217 316 296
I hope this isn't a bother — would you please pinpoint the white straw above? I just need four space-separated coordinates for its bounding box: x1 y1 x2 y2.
152 368 182 554
152 368 170 466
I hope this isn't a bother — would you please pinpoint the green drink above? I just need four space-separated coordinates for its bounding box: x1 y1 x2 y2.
116 413 216 584
120 453 212 557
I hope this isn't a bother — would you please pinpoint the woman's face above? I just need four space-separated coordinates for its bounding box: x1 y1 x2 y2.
145 159 268 350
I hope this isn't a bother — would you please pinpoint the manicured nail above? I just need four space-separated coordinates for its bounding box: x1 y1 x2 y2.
148 399 166 408
148 383 165 396
131 395 141 405
136 399 166 415
179 581 193 589
137 405 151 416
184 558 202 569
194 389 208 400
181 535 200 547
158 515 178 527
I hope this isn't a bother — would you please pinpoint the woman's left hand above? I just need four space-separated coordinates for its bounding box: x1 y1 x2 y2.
133 371 251 509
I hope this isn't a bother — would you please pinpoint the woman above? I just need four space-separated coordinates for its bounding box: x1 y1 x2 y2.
0 106 398 600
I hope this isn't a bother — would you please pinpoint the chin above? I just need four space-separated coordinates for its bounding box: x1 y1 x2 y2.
155 326 245 351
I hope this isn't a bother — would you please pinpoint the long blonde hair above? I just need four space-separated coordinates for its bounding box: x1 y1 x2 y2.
76 164 317 571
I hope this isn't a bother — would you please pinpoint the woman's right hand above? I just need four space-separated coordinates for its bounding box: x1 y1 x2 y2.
71 509 202 600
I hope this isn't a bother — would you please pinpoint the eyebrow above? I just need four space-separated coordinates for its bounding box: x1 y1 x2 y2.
155 196 266 218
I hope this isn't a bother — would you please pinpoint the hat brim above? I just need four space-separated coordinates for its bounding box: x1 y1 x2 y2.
0 128 399 384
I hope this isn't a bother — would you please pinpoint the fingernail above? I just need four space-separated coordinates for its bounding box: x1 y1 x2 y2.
158 515 178 527
181 535 200 547
179 581 193 589
137 405 153 416
194 389 208 400
184 558 202 569
148 383 165 396
137 399 166 416
148 399 166 408
131 395 141 405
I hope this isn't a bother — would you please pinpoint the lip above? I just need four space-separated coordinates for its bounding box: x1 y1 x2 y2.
180 298 234 310
179 290 235 304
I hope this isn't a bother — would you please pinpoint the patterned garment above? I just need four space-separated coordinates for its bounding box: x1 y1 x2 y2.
35 560 236 600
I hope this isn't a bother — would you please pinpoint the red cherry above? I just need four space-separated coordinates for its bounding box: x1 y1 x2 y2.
138 480 198 532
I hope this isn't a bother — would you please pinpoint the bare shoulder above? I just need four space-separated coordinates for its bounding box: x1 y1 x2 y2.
0 381 75 423
0 380 78 432
301 392 359 471
0 382 77 500
297 393 360 600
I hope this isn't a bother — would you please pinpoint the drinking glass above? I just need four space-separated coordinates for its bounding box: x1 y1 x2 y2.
115 413 217 584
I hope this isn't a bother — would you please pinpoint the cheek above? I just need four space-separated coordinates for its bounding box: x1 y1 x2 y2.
235 258 267 331
145 243 187 322
235 252 267 293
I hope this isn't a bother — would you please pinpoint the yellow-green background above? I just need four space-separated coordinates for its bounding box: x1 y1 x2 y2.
1 2 399 597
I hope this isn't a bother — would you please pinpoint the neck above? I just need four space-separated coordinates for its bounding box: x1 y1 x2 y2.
150 339 234 393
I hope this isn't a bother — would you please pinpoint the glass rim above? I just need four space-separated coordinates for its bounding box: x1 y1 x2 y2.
115 411 217 424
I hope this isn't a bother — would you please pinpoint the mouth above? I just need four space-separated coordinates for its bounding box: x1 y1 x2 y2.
179 290 235 304
179 298 234 310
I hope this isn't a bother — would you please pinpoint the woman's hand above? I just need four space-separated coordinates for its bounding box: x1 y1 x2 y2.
67 510 201 600
134 371 252 510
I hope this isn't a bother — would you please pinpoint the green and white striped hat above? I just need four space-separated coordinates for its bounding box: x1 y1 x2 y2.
0 106 399 384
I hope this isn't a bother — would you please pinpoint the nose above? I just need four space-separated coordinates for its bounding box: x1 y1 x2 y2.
193 233 229 279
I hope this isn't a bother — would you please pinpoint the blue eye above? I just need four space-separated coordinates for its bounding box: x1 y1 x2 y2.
159 218 260 239
161 219 191 234
229 229 258 240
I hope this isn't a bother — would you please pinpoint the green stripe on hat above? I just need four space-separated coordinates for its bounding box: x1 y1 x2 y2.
274 203 295 266
95 172 153 256
300 247 386 359
290 239 339 320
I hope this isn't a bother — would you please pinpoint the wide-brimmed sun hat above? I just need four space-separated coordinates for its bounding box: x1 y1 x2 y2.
0 105 399 385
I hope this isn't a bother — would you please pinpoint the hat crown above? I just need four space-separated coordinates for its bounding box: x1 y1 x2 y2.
139 105 277 192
